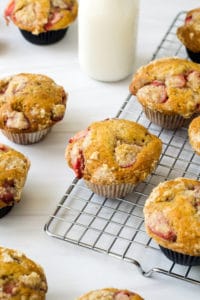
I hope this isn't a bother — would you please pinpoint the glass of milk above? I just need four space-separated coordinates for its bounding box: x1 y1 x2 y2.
78 0 139 82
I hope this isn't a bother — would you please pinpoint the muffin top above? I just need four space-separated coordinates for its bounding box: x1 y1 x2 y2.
177 8 200 53
77 288 143 300
65 119 162 185
129 57 200 118
0 73 67 133
4 0 78 34
0 143 30 208
144 177 200 256
0 246 47 299
188 115 200 155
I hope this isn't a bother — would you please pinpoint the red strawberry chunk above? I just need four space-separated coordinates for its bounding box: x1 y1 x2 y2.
44 11 62 30
0 180 15 204
69 129 89 143
0 144 9 152
114 291 134 300
147 211 177 242
185 15 193 24
4 1 15 18
152 80 164 87
3 282 17 295
72 150 85 179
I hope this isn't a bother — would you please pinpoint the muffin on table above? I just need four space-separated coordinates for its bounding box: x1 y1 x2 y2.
129 57 200 129
177 8 200 63
0 73 67 144
188 115 200 155
65 118 162 199
4 0 78 45
144 177 200 266
77 288 143 300
0 143 30 218
0 246 47 299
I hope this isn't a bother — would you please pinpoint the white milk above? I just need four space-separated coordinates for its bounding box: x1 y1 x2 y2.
78 0 139 82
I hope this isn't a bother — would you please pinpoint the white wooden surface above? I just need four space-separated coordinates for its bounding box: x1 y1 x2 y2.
0 0 200 299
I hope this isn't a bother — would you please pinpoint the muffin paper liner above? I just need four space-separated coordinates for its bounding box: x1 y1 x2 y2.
84 181 136 199
143 107 191 129
159 245 200 266
186 48 200 64
1 127 51 145
20 28 68 45
0 205 13 218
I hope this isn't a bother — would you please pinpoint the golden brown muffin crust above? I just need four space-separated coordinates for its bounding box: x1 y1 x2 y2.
129 57 200 118
0 73 67 133
188 115 200 155
0 247 47 299
0 143 30 209
66 119 162 185
77 288 143 300
177 8 200 52
144 177 200 256
5 0 78 34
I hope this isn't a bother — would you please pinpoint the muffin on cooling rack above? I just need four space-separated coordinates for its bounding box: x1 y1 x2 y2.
177 8 200 63
4 0 78 45
0 246 47 299
188 115 200 155
77 288 143 300
0 143 30 218
0 73 67 144
144 177 200 266
65 118 162 199
129 57 200 129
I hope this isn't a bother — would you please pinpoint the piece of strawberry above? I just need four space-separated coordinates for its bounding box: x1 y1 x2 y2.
4 1 15 18
147 211 177 242
69 129 89 144
44 11 62 31
185 15 193 24
72 150 85 179
114 291 134 300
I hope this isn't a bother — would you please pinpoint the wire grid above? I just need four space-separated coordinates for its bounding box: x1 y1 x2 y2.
45 11 200 285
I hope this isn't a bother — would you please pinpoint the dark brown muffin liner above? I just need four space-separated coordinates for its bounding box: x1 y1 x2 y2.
85 180 136 199
143 106 191 129
159 245 200 266
1 127 51 145
19 28 68 45
186 48 200 64
0 205 13 218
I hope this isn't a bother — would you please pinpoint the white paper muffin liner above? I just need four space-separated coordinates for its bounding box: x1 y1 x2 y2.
1 127 51 145
143 107 191 129
85 180 136 199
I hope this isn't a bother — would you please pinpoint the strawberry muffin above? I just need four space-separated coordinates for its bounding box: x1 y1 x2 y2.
4 0 78 45
0 143 30 218
177 8 200 63
65 119 162 199
0 73 67 144
188 115 200 155
0 246 47 299
77 288 143 300
129 57 200 129
144 177 200 266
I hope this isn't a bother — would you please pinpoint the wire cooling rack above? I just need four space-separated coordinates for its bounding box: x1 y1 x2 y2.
45 11 200 285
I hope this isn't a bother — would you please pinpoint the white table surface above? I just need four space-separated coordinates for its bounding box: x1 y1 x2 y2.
1 0 200 299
